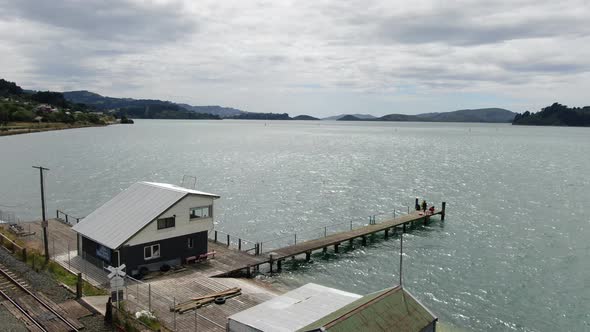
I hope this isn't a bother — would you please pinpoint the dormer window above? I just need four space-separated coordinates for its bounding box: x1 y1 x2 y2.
190 206 212 219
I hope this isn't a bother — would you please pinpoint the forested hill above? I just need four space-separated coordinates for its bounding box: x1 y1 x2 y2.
63 90 241 118
512 103 590 126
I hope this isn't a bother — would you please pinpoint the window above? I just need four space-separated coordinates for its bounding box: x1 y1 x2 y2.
187 237 193 249
157 217 175 229
144 244 160 260
190 206 212 219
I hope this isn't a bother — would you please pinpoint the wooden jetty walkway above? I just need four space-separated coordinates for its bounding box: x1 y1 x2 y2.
215 202 446 277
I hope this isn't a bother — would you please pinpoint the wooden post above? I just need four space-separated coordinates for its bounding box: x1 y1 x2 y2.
277 260 282 272
403 223 406 233
322 247 327 253
334 244 339 253
269 255 274 274
246 265 251 278
305 251 311 261
349 239 354 248
324 226 327 237
294 234 297 245
384 228 389 239
65 214 69 224
21 248 27 262
76 273 83 299
214 231 217 242
226 234 230 246
362 235 367 246
255 243 259 256
56 210 59 219
238 238 242 251
415 198 419 210
441 202 446 221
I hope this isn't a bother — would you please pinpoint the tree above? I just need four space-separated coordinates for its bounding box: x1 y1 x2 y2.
0 78 23 96
30 91 69 108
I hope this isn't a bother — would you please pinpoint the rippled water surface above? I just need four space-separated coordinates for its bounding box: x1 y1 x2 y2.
1 120 589 331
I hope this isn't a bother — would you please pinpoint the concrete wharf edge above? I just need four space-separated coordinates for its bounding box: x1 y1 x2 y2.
214 209 443 277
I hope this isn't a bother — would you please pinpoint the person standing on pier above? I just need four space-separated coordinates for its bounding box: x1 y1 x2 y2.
421 200 427 213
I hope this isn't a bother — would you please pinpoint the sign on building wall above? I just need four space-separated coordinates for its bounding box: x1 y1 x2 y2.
96 244 111 262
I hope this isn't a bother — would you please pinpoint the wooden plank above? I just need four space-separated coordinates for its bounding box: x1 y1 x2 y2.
36 293 85 330
57 299 92 319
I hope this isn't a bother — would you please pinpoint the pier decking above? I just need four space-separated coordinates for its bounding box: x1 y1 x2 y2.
215 205 445 277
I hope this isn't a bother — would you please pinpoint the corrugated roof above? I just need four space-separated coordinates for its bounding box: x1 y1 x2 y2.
72 182 219 249
228 283 362 332
298 286 437 332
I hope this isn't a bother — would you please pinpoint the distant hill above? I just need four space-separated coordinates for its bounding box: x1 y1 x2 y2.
292 115 319 120
322 114 377 120
513 103 590 126
63 90 243 118
333 108 516 123
176 103 243 118
338 115 362 121
378 114 418 121
415 108 516 123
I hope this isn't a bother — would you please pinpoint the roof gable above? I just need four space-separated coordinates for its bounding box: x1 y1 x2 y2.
298 286 436 332
72 182 219 249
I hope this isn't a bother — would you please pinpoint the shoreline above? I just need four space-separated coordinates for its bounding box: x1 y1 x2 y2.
0 122 113 137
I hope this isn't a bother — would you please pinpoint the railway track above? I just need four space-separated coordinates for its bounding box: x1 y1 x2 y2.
0 263 79 332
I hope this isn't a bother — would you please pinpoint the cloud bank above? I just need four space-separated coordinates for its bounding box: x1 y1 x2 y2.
1 0 589 116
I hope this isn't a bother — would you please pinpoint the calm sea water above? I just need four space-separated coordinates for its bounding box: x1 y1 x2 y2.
0 120 588 331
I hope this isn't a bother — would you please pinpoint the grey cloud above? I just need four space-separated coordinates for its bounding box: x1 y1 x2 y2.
500 61 588 73
377 14 587 46
0 0 196 45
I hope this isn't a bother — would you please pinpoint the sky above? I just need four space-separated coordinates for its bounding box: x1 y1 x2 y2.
1 0 589 117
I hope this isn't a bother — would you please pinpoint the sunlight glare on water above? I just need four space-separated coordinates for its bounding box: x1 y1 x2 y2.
0 120 588 331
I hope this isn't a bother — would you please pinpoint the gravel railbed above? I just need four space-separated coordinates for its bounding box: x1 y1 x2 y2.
0 247 111 332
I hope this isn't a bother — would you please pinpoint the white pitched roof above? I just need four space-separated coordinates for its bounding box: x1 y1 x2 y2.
72 182 219 249
227 283 361 332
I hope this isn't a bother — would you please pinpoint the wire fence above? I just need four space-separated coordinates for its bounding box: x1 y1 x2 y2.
121 275 226 331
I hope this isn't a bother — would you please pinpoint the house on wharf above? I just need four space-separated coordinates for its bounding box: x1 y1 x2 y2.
72 181 219 276
228 284 437 332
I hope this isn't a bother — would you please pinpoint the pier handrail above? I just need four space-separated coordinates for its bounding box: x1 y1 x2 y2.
208 228 258 253
257 205 413 254
56 209 84 225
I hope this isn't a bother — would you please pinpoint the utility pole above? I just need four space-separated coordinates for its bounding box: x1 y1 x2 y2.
33 166 50 263
399 231 403 288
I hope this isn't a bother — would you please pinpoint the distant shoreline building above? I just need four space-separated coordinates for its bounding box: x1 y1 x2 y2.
72 182 219 276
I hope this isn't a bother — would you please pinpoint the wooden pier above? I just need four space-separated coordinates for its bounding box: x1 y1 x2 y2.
215 202 445 277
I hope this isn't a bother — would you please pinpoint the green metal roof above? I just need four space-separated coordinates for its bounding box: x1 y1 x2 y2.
297 286 437 332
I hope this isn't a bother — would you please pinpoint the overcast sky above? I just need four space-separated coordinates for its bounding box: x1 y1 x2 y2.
1 0 589 117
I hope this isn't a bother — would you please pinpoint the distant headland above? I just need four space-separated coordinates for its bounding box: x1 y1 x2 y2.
512 103 590 126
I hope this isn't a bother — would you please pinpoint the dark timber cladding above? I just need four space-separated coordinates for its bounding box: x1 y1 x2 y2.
119 231 208 273
80 231 208 272
217 204 445 277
